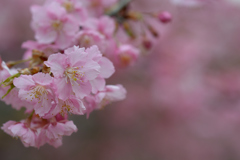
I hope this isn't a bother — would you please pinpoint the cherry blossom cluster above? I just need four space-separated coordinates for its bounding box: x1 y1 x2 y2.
0 0 169 148
0 45 126 148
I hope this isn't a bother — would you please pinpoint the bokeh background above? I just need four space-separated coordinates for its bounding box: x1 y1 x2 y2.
1 0 240 159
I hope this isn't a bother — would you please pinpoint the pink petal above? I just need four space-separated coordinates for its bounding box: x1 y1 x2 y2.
9 123 27 137
72 81 91 99
13 75 35 90
90 76 106 93
98 57 115 78
32 73 53 86
34 98 53 117
45 53 67 77
55 78 72 101
1 121 16 136
81 60 100 80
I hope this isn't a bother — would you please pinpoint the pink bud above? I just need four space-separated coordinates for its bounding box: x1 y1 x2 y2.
158 11 172 23
142 39 152 50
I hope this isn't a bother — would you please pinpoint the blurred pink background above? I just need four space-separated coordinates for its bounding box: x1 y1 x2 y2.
1 0 240 160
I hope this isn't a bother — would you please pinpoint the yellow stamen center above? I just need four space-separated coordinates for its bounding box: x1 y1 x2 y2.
65 67 84 83
52 21 63 31
62 1 74 12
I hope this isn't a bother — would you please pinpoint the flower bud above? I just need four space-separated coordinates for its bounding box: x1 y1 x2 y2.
158 11 172 23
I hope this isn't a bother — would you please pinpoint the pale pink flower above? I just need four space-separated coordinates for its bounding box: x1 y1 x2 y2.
84 16 116 39
13 73 55 117
38 115 77 148
1 121 37 147
31 2 79 49
56 95 86 115
2 113 77 148
85 45 115 93
84 84 126 116
1 87 34 112
46 0 88 23
44 46 100 100
115 44 140 67
0 61 33 112
96 84 127 108
81 0 118 16
22 40 59 59
74 30 105 51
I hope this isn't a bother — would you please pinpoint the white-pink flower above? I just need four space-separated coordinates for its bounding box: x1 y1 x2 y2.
81 0 118 16
13 73 55 117
22 40 59 59
74 30 105 51
84 16 116 39
115 44 140 67
0 61 33 112
47 0 88 23
84 84 126 117
57 95 86 115
31 2 79 49
1 121 37 147
85 45 115 93
38 116 77 148
45 46 101 100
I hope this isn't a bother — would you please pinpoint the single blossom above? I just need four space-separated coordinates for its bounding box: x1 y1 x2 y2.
84 84 126 117
46 0 88 23
81 0 118 16
85 45 115 93
31 1 79 49
56 95 86 115
84 16 116 39
74 30 105 51
115 44 140 67
1 121 38 147
38 114 77 148
44 45 101 100
22 40 59 59
0 61 33 112
13 73 55 117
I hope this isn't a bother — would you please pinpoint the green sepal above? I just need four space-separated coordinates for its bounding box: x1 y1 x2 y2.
1 73 21 86
2 84 15 99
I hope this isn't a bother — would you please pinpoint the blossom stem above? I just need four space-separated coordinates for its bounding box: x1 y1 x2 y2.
2 84 15 99
7 58 33 68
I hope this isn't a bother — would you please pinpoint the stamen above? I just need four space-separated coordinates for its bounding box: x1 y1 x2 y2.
62 1 74 12
52 21 63 31
65 67 85 84
29 85 48 103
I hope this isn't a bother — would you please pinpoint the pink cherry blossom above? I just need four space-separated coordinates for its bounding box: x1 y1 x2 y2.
85 46 115 93
31 1 79 49
84 16 116 39
0 61 33 112
13 73 55 117
96 84 127 108
84 84 126 117
74 30 105 51
81 0 118 16
56 95 86 115
1 120 38 147
22 40 59 59
44 46 101 100
38 114 77 148
115 44 140 67
46 0 88 23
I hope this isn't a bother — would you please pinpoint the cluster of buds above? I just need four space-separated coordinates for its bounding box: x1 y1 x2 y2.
0 0 170 148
